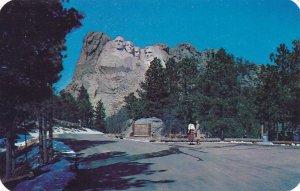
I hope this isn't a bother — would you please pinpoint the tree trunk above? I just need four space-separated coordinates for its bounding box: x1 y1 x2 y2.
276 123 279 141
38 112 44 165
220 128 224 141
12 149 16 175
5 130 13 179
25 127 28 162
4 115 17 179
11 121 17 175
261 124 264 139
43 116 48 164
282 122 285 139
48 114 53 162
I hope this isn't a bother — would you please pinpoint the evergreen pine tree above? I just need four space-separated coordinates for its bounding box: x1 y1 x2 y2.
256 40 300 140
176 57 198 125
0 0 82 177
124 92 145 120
54 92 79 122
235 60 260 138
201 49 241 139
94 100 106 133
255 64 281 139
77 86 94 127
139 58 168 117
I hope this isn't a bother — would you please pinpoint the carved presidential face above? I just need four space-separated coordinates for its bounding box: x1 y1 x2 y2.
113 36 125 50
125 41 134 54
134 46 140 59
145 47 154 61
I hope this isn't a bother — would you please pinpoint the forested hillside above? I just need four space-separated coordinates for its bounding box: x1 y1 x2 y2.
124 44 300 140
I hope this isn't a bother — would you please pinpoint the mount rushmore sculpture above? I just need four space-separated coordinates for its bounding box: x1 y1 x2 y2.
65 32 216 116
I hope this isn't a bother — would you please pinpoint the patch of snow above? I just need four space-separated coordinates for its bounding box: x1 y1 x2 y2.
28 126 103 137
1 126 103 153
14 139 77 191
16 147 39 169
61 150 76 154
0 138 6 145
16 134 33 143
29 131 39 138
123 137 150 143
52 126 104 135
15 139 76 170
53 140 74 155
229 141 253 144
257 142 274 145
14 159 75 191
219 141 229 144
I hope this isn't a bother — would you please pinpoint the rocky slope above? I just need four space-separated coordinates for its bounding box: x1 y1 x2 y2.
65 32 217 116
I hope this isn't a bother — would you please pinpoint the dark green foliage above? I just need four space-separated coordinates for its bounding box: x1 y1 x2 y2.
125 54 261 137
235 58 261 138
122 42 298 140
124 93 145 120
175 58 199 123
77 86 94 127
0 0 83 106
0 0 83 129
94 99 106 132
163 57 199 133
255 40 300 140
165 58 179 96
199 49 242 138
255 65 280 124
53 92 79 122
0 0 83 178
106 108 130 133
139 58 169 118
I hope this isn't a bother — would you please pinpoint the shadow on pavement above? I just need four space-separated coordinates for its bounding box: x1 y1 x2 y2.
64 146 180 190
65 161 174 190
55 138 116 152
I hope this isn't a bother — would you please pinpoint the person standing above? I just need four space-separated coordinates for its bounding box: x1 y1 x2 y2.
195 120 201 144
188 123 195 144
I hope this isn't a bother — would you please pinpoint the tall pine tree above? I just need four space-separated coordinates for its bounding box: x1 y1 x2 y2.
256 40 300 140
0 0 82 178
77 86 94 127
124 92 145 120
94 99 106 133
201 49 241 139
139 58 168 118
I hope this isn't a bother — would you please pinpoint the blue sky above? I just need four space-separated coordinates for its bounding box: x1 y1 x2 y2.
55 0 300 91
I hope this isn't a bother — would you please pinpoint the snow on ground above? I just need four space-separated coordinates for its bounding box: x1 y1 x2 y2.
123 137 150 143
53 140 76 156
14 139 77 190
29 126 104 137
0 127 103 153
14 159 75 191
2 127 102 190
15 139 75 170
16 146 39 169
52 126 104 135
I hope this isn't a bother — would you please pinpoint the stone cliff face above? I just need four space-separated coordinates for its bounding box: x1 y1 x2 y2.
65 32 215 116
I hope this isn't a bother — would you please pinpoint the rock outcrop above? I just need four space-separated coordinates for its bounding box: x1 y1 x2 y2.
65 32 215 116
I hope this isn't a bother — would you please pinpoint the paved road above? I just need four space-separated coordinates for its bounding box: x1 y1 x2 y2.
57 134 300 191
